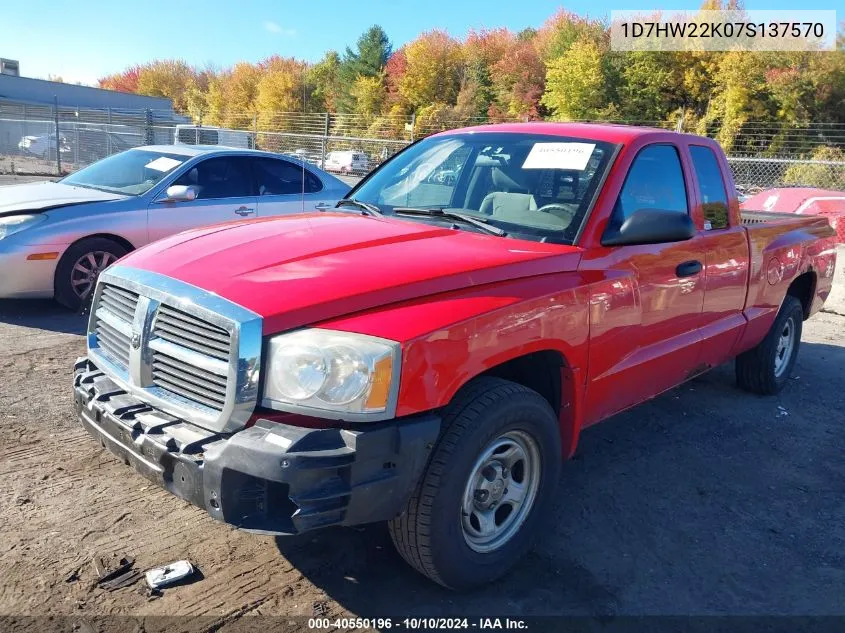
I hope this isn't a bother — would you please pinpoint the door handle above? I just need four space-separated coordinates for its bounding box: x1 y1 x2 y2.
234 206 255 216
676 260 703 277
314 202 332 210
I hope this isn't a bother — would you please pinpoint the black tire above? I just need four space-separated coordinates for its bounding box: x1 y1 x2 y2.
736 295 804 395
54 237 127 311
388 377 561 590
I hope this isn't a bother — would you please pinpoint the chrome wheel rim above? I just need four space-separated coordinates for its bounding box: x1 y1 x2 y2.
461 430 541 554
774 316 796 378
71 251 117 299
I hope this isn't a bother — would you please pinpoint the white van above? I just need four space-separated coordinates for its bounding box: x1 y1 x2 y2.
173 125 254 149
325 150 370 174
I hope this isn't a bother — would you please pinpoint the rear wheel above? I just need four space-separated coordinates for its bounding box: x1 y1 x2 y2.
736 295 804 395
388 377 561 590
54 237 127 311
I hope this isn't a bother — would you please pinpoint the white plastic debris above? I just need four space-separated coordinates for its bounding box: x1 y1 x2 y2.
145 560 194 590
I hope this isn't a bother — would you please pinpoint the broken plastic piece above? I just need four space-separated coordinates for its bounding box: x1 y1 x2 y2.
145 560 194 589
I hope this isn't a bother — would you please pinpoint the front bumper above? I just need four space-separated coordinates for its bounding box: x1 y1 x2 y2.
0 242 62 299
73 358 440 535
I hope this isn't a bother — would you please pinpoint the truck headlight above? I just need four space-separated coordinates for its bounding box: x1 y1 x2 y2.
262 329 400 420
0 214 46 240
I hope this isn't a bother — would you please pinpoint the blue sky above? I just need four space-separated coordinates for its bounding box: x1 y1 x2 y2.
3 0 840 85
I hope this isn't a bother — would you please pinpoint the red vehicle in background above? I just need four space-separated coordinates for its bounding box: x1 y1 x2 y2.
73 123 838 589
741 187 845 243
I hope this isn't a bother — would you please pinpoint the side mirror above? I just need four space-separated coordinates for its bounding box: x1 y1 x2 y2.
163 185 198 202
602 208 696 246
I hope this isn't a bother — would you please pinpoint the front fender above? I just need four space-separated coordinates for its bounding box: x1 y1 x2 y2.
317 272 593 455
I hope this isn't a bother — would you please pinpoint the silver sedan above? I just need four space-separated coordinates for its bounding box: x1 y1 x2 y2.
0 146 350 309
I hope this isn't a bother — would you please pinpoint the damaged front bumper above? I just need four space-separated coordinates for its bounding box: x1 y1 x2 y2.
73 358 440 535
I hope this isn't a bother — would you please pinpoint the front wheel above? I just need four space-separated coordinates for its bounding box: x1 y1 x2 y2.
388 377 561 589
54 237 127 311
736 295 804 395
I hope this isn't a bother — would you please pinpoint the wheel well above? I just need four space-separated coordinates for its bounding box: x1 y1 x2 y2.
479 350 564 417
69 233 135 254
787 271 816 319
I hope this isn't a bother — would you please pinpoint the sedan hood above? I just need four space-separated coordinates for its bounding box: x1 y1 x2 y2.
0 181 126 215
122 213 583 333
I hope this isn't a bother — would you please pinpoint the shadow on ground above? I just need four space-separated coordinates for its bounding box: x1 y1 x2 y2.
0 299 86 335
276 341 845 617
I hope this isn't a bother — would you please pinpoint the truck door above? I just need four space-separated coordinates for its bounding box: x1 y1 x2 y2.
687 144 750 368
580 144 706 424
147 156 258 242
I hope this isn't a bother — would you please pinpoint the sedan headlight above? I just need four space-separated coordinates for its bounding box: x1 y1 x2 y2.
0 214 47 240
262 329 400 421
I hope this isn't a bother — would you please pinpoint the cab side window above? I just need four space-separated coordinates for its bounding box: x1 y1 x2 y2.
612 145 688 225
689 145 730 229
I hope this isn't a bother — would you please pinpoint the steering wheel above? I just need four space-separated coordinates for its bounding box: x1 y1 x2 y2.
536 203 576 227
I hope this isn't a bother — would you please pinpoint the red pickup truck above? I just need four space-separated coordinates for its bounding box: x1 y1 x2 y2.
73 123 837 589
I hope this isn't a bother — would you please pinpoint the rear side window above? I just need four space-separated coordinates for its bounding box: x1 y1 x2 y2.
613 145 688 225
253 158 322 195
690 145 730 229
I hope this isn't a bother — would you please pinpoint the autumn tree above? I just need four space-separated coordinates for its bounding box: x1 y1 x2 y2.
308 51 342 112
133 60 199 112
698 51 773 152
491 39 545 118
542 38 608 120
400 30 463 109
338 25 392 112
535 10 606 61
351 74 387 118
616 52 681 122
255 56 307 131
98 66 141 93
206 62 262 128
384 49 410 112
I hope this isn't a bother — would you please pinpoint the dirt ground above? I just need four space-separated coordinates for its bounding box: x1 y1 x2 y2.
1 249 843 626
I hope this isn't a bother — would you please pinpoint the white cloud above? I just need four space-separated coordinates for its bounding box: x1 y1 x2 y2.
263 21 296 36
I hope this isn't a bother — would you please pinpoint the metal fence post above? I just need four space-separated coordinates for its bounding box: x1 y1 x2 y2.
321 112 329 169
253 113 258 150
53 96 61 176
74 107 80 166
107 107 112 156
410 113 416 142
145 109 154 145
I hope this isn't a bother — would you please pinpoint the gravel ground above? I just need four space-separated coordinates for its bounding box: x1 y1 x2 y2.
0 249 842 624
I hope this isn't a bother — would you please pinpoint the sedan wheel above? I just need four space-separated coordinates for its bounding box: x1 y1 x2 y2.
54 237 127 311
71 251 118 301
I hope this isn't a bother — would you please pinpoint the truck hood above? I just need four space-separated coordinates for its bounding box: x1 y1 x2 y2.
0 181 126 215
122 212 583 334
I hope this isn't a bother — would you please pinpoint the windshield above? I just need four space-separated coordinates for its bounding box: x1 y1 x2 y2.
61 149 188 196
350 132 616 243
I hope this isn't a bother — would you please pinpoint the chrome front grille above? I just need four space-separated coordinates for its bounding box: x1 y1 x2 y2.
151 350 228 410
87 267 262 433
153 304 231 361
93 285 139 369
100 285 139 322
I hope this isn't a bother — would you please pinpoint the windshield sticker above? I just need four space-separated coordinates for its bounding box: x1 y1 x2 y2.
522 142 596 171
145 157 183 172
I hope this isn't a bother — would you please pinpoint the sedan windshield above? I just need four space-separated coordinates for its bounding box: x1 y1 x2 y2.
350 132 617 243
61 149 188 196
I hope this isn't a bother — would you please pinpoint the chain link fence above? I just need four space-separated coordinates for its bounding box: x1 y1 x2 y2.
2 100 844 191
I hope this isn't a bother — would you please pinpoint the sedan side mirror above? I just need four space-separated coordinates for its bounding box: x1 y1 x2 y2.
163 185 198 202
602 208 696 246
